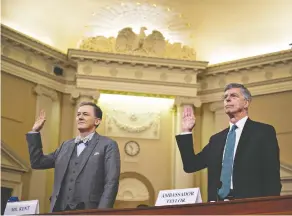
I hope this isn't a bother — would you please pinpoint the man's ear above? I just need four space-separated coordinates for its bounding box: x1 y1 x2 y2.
95 118 101 126
244 100 250 109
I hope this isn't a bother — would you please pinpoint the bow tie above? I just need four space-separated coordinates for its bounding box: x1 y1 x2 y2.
75 137 90 146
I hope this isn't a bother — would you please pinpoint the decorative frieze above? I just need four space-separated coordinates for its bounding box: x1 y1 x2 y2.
2 24 292 105
198 51 292 103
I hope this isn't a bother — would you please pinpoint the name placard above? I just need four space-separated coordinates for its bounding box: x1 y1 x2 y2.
4 200 39 215
155 188 202 206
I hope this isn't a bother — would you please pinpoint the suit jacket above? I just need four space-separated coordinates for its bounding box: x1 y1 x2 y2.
176 118 281 201
26 132 120 212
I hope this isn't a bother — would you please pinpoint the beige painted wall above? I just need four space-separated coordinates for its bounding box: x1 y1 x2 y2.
96 103 173 200
1 72 36 200
249 91 292 165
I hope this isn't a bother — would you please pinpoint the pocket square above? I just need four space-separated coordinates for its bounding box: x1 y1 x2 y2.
94 152 100 156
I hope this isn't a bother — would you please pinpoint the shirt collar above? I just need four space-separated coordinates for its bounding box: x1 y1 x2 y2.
229 116 248 131
75 132 95 144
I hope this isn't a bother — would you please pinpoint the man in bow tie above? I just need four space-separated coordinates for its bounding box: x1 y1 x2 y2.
26 102 120 212
176 83 281 201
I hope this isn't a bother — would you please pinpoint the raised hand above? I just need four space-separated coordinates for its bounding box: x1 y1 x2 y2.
182 105 196 132
32 110 46 132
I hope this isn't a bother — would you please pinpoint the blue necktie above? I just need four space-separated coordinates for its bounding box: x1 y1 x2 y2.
218 124 237 199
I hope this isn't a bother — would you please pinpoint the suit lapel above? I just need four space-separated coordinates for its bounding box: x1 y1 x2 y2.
234 118 252 163
75 132 100 178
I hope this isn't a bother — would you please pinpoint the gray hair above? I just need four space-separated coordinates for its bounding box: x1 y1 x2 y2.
224 83 252 101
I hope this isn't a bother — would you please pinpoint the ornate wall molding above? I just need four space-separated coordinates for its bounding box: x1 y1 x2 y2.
105 109 161 139
118 172 155 205
204 49 292 76
174 96 202 107
69 49 206 98
209 101 224 112
1 24 76 68
199 76 292 103
34 84 59 101
68 49 208 71
1 57 75 94
198 52 292 103
70 88 100 104
2 25 291 105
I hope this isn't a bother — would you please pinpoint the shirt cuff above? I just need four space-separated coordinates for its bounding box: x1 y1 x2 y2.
179 132 192 135
28 131 40 134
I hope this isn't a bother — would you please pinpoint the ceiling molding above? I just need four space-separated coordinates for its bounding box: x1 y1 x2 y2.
199 77 292 103
2 58 75 94
203 49 292 76
1 24 76 68
2 56 74 85
68 49 209 71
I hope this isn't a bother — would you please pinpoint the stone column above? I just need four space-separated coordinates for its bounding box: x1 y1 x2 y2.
70 88 100 136
172 96 202 189
29 84 61 213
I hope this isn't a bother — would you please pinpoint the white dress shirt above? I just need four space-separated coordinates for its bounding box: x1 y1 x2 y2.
179 116 248 189
75 132 95 157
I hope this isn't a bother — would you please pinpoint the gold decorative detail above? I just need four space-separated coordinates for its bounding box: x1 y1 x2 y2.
105 109 161 139
2 46 11 57
45 63 52 73
107 111 160 133
25 55 33 65
201 82 208 90
175 96 202 107
265 70 273 79
79 27 196 60
160 72 168 81
241 75 249 84
219 78 226 87
184 74 192 83
83 65 92 74
109 68 118 77
34 84 58 101
134 70 143 79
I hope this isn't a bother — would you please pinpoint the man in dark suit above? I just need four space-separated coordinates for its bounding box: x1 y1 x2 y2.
26 102 120 212
176 83 281 201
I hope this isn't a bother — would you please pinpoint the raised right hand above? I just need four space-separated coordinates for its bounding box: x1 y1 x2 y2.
182 105 196 132
32 110 46 132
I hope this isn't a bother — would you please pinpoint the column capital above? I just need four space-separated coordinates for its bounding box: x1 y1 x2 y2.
70 88 100 105
34 84 58 101
209 101 224 112
174 96 202 107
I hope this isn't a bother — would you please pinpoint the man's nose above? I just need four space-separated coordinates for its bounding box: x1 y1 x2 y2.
225 96 231 102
